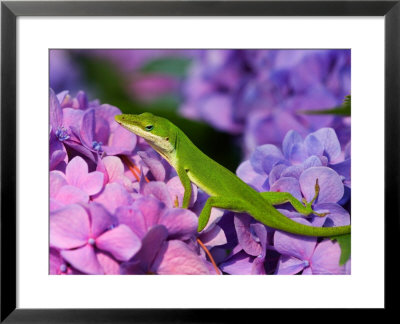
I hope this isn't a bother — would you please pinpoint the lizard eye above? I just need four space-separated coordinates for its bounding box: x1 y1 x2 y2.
145 125 154 131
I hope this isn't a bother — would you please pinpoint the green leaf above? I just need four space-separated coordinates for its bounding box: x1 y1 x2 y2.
298 95 351 116
330 233 351 266
140 57 193 77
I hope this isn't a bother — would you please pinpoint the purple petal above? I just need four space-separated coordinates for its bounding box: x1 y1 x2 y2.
274 218 317 260
63 139 95 162
93 183 133 214
131 196 165 230
270 177 302 201
142 181 173 208
62 108 84 141
134 225 168 272
79 108 95 148
137 150 166 181
166 176 198 208
199 225 227 249
87 203 115 238
280 165 304 179
50 204 89 249
330 159 351 185
268 164 287 187
200 95 242 134
115 205 147 239
219 250 254 275
234 214 263 257
103 126 137 156
151 240 210 275
310 239 347 274
236 160 266 191
96 225 141 261
61 244 104 275
314 203 351 227
159 208 198 240
275 255 306 275
50 88 62 131
303 155 323 169
311 128 341 162
299 167 344 203
304 134 324 157
50 149 67 171
250 144 285 174
282 130 303 160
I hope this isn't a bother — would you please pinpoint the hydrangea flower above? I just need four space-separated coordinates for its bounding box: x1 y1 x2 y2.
214 127 351 274
181 49 351 153
49 89 228 275
49 86 350 275
50 203 141 274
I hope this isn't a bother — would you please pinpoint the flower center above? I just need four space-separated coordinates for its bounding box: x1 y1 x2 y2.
59 264 67 273
303 260 310 268
55 126 70 141
92 141 103 152
88 238 96 246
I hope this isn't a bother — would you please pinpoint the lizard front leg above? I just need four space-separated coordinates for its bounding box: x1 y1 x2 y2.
176 166 192 209
197 196 248 232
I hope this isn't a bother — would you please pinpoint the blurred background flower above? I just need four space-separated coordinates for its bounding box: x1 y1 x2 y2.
49 49 351 275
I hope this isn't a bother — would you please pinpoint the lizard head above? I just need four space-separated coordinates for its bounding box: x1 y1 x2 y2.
115 112 176 156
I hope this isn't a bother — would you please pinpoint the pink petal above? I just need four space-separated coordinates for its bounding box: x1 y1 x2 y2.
166 176 198 208
131 196 165 230
102 156 124 182
81 171 104 196
142 181 173 208
96 225 141 261
65 156 88 186
151 240 210 275
93 183 133 214
54 185 89 205
96 252 120 275
50 171 67 198
50 204 90 249
61 244 104 275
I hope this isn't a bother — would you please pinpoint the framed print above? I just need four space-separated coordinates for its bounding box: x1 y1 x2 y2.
1 0 399 322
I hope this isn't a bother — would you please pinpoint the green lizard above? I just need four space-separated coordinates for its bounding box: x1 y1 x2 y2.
115 112 351 238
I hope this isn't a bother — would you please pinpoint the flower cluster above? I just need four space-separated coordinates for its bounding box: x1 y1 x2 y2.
181 49 351 154
49 88 350 275
49 89 226 275
221 127 351 274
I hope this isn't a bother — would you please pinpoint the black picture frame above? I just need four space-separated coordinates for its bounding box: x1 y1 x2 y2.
1 0 398 322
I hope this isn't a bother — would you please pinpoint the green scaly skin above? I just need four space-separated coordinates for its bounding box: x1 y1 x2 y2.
115 113 351 237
